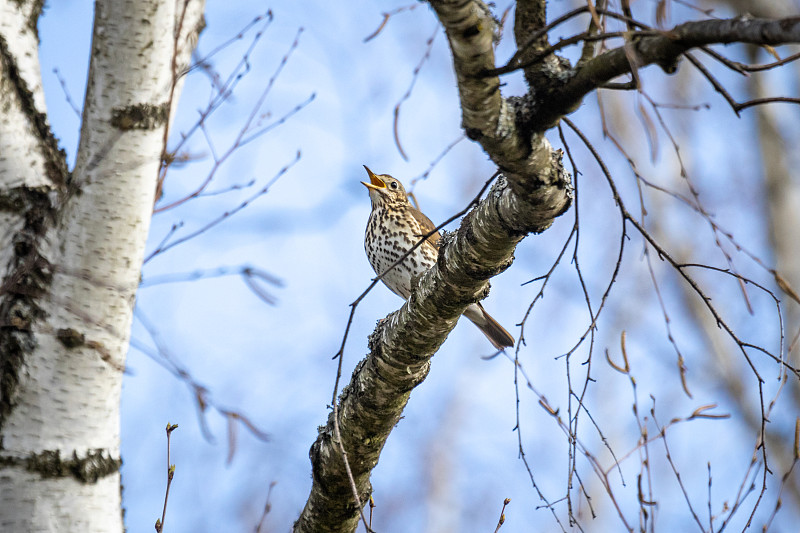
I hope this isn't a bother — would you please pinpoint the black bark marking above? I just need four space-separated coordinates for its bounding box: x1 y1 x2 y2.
0 449 122 483
110 102 169 131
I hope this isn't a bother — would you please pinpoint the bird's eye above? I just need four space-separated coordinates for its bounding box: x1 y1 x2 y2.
390 182 399 189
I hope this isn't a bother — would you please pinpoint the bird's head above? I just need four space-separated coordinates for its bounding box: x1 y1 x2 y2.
361 166 408 207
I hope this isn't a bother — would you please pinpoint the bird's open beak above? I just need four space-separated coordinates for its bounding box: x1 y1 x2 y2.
361 166 386 190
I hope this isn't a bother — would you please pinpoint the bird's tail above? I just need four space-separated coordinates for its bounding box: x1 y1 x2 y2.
463 303 515 350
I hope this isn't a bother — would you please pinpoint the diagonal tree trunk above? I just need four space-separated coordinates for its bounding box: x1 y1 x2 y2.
0 1 203 530
294 2 800 531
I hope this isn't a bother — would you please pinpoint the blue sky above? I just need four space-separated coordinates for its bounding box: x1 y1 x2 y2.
36 1 799 531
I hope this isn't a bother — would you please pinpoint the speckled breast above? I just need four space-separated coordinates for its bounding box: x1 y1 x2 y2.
365 205 437 300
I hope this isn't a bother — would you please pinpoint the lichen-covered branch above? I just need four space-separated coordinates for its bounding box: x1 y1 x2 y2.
427 2 800 180
513 0 548 87
296 3 800 532
426 0 571 203
295 165 572 532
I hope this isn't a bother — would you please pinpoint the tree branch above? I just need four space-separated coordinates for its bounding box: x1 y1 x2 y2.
514 0 548 88
295 165 572 531
294 3 578 531
426 0 572 209
296 4 800 533
539 16 800 126
427 2 800 172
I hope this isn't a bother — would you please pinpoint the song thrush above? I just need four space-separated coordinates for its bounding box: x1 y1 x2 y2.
361 166 514 350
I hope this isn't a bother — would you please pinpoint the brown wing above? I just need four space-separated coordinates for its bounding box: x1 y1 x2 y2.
409 206 440 247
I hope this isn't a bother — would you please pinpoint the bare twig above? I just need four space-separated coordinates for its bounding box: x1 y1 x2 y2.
154 423 179 533
363 3 420 42
52 68 82 118
131 308 270 449
493 498 511 533
410 134 465 188
393 27 439 160
156 27 304 213
145 152 300 263
254 481 277 533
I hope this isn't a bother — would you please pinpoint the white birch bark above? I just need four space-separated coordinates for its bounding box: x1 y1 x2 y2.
0 0 204 531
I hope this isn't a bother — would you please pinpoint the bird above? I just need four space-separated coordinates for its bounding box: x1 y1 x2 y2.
361 165 514 350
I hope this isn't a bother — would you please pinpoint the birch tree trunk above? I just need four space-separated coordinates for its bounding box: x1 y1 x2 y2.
0 1 204 531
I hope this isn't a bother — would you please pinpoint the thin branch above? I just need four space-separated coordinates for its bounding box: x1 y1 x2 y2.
131 308 270 447
410 134 465 189
154 423 178 533
538 16 800 127
393 27 439 160
145 152 299 263
363 3 420 42
156 27 303 213
188 11 273 76
651 405 706 530
255 481 277 533
493 498 511 533
51 68 82 118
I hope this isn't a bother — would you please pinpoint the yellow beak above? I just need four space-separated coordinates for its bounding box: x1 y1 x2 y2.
361 165 386 190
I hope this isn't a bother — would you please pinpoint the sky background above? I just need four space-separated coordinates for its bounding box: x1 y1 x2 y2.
35 1 800 532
